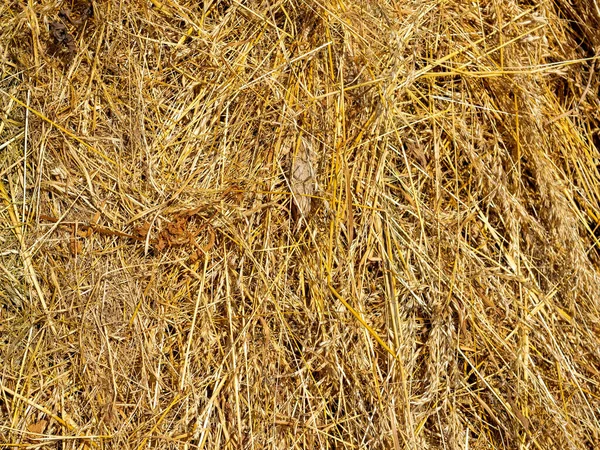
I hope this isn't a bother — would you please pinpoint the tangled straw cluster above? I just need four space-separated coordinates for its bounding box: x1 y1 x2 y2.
1 0 600 448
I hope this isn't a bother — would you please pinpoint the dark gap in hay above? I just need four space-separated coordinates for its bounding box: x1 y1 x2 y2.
554 1 600 55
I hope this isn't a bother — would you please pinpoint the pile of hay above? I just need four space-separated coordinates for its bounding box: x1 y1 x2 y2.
1 0 600 448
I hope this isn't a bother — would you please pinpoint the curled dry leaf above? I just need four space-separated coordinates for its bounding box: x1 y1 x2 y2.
154 208 215 259
133 221 151 239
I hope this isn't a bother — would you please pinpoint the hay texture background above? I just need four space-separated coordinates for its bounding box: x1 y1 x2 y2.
1 0 600 448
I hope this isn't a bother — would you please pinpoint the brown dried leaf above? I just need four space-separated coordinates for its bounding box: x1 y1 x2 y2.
133 221 151 238
76 226 92 238
290 137 315 221
49 21 76 55
156 235 167 252
179 207 202 218
203 227 215 252
70 238 82 256
189 251 200 263
166 218 186 237
27 419 47 435
91 209 102 224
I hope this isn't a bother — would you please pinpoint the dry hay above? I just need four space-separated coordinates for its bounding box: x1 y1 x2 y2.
1 0 600 448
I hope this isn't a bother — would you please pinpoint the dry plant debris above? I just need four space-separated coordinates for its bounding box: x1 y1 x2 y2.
1 0 600 448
